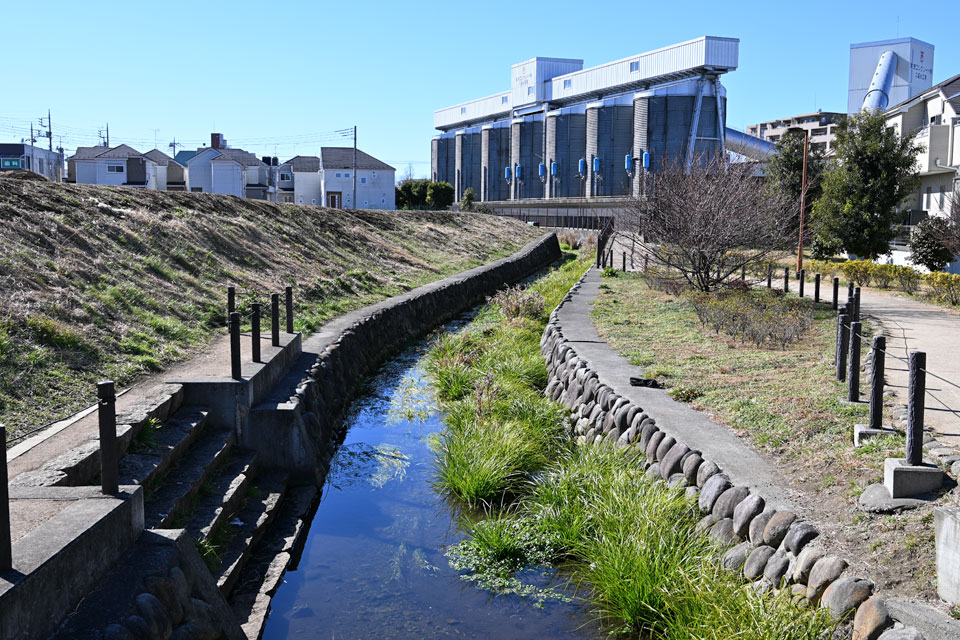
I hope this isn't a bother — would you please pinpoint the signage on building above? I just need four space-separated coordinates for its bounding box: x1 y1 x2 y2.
1 158 21 169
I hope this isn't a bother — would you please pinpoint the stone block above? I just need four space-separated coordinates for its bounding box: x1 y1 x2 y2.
935 507 960 604
854 424 900 447
884 458 944 499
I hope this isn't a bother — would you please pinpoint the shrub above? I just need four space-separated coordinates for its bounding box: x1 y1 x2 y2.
893 265 922 294
872 263 896 289
910 217 955 272
556 232 579 249
839 260 874 286
601 267 619 278
925 272 960 305
489 285 545 320
460 187 477 212
688 289 814 348
426 181 455 210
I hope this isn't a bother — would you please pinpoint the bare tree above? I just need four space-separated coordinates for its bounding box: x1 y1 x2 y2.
628 158 794 292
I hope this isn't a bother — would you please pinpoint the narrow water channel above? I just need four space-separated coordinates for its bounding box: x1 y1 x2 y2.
262 326 597 639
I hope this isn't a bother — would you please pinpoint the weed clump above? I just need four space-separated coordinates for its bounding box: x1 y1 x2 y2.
689 289 814 348
489 285 545 321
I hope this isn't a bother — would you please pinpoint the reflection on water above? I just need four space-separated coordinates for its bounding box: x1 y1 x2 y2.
262 338 597 640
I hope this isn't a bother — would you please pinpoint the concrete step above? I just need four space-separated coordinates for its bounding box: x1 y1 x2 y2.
230 485 319 640
215 470 289 598
143 424 235 530
187 448 260 541
118 406 210 493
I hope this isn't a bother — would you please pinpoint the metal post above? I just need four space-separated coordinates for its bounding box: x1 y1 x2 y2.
271 294 280 347
799 269 805 297
848 321 861 402
854 287 861 322
837 312 849 382
869 335 885 430
832 277 839 310
767 265 772 288
814 273 821 303
906 351 926 466
847 282 854 302
0 427 10 572
97 381 118 495
251 303 261 363
622 252 626 272
227 286 235 323
230 312 241 380
783 267 790 293
285 286 294 333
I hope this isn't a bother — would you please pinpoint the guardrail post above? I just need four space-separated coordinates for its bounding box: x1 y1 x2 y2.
230 312 241 380
848 321 861 401
1 426 11 572
251 303 261 363
783 267 790 293
799 269 806 297
837 310 849 381
227 286 235 324
869 335 885 430
767 265 772 288
814 273 821 302
285 286 294 333
98 381 118 495
832 277 839 310
271 294 280 347
906 351 926 466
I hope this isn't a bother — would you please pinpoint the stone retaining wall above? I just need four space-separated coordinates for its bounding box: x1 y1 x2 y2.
540 273 941 640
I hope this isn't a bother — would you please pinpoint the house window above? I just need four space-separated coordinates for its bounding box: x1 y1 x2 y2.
345 172 350 178
926 187 932 209
460 107 467 114
629 61 640 72
940 186 946 209
361 177 366 184
336 172 342 177
363 200 368 206
280 172 291 181
107 164 124 173
527 86 535 96
563 79 571 89
191 187 202 192
372 171 376 178
311 199 317 204
501 96 508 104
381 198 385 204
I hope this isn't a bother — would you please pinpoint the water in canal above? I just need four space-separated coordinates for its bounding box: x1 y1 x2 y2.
262 328 597 639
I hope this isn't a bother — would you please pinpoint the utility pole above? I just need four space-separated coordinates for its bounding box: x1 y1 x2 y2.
168 138 181 158
797 129 809 272
352 125 357 210
38 110 53 151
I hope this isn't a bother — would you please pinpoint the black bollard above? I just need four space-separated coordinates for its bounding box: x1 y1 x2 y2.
230 312 241 380
767 265 772 288
285 286 294 334
227 286 236 324
644 255 649 271
814 273 821 303
741 265 746 281
837 311 849 382
832 277 839 310
0 427 10 572
783 267 790 293
847 281 854 302
854 287 861 322
869 335 885 430
608 250 613 268
98 381 119 495
848 321 861 402
251 303 261 363
799 269 806 297
271 294 280 347
906 351 926 466
622 252 626 272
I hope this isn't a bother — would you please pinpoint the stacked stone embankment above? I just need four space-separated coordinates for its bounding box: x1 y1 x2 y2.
540 272 944 640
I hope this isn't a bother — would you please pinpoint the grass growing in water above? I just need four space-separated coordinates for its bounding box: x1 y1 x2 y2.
428 250 835 638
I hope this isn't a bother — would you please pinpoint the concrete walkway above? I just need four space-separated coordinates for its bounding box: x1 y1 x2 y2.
556 268 801 511
785 275 960 448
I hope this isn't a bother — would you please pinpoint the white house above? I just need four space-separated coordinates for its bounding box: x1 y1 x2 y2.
68 144 162 189
143 149 188 191
277 148 395 209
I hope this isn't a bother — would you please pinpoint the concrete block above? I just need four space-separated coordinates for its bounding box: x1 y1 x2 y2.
884 458 944 499
854 424 899 447
936 507 960 605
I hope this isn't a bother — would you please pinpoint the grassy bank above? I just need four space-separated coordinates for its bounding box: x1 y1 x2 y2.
0 176 541 440
426 255 835 638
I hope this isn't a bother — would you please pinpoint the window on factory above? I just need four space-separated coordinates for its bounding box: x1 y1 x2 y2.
280 172 291 181
527 86 535 96
361 177 367 184
563 79 571 89
501 96 508 104
107 164 124 173
629 61 639 72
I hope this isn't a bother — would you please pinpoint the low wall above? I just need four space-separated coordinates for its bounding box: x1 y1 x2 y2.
539 270 960 640
244 232 563 479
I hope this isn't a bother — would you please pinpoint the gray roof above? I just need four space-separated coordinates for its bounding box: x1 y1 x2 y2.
210 148 263 167
93 144 143 159
144 149 179 166
319 147 394 171
285 155 321 172
70 145 112 160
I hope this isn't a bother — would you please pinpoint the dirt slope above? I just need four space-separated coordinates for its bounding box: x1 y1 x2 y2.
0 178 540 440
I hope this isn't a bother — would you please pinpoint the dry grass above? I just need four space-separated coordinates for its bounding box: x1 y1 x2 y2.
0 178 541 440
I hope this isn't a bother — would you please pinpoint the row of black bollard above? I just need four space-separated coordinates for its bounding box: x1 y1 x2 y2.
228 286 297 381
907 351 926 466
1 426 10 572
783 267 789 293
622 251 626 272
767 265 772 288
799 269 806 297
848 321 861 401
832 277 839 310
836 304 850 381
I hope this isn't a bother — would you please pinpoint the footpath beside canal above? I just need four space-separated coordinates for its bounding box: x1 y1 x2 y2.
1 233 561 640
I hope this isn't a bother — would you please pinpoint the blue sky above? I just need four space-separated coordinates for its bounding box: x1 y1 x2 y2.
3 1 958 178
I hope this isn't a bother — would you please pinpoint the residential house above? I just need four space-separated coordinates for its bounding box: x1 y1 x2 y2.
68 144 162 189
884 73 960 272
144 149 188 191
277 148 395 209
0 143 63 181
184 134 269 199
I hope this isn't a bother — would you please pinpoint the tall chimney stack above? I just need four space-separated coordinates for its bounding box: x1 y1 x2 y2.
211 133 224 150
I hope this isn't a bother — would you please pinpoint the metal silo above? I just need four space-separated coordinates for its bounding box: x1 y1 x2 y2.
481 123 511 202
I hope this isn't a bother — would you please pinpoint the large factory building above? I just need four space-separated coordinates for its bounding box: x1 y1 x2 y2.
431 36 743 203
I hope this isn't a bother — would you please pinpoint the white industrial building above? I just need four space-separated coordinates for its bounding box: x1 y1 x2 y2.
432 36 746 203
277 148 395 209
0 143 63 181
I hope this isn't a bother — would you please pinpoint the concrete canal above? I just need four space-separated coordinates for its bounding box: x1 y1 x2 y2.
261 325 597 639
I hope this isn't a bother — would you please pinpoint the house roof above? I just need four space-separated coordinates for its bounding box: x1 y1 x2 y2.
887 73 960 112
209 148 263 167
69 145 112 160
319 147 394 171
285 155 321 172
144 149 180 166
174 150 197 165
93 144 144 159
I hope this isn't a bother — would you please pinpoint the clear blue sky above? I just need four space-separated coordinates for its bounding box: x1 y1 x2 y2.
3 0 957 178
